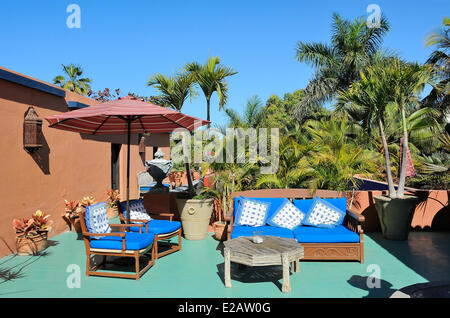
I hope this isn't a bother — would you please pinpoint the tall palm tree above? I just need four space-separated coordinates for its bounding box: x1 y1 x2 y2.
222 95 264 129
295 13 390 121
53 64 92 95
147 71 198 196
147 73 197 111
185 56 237 126
422 17 450 120
338 57 434 197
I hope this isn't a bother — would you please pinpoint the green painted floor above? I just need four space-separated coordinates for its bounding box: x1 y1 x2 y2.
1 231 449 298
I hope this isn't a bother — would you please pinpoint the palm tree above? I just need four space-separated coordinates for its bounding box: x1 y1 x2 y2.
53 64 92 95
303 116 380 192
338 57 434 197
185 56 237 126
147 73 197 111
422 17 450 120
222 95 264 129
147 71 198 196
295 13 390 121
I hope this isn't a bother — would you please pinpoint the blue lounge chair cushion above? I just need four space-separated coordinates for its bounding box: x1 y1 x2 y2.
85 202 112 239
230 225 295 240
302 196 346 228
89 232 155 250
293 225 360 243
128 219 181 235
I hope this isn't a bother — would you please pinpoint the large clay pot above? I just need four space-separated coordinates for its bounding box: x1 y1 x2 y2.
213 221 227 241
374 195 418 240
16 232 48 256
107 205 119 219
176 198 214 240
70 217 82 233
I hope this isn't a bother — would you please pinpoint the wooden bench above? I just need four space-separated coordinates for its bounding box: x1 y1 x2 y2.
225 189 365 263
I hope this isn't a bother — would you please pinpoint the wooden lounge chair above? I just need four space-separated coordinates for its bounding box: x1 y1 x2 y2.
118 199 182 260
79 202 156 280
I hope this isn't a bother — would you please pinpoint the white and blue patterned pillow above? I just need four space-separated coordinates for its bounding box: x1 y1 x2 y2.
235 198 270 227
302 197 346 228
122 200 151 223
267 198 306 230
85 202 112 239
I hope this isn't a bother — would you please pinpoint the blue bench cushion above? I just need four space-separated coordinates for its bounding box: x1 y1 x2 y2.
89 232 155 250
230 225 295 240
302 197 346 228
85 202 112 239
293 225 360 243
120 199 152 222
128 219 181 235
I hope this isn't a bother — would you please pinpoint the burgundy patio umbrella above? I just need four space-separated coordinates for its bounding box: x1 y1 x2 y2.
46 95 209 225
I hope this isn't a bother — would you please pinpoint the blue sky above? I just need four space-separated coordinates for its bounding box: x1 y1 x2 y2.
0 0 448 125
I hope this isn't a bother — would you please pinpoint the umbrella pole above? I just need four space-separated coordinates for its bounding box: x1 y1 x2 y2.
126 117 131 227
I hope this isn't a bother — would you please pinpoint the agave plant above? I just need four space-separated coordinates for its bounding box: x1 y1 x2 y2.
80 196 96 208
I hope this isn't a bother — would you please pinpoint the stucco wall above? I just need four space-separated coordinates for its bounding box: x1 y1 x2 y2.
0 68 170 256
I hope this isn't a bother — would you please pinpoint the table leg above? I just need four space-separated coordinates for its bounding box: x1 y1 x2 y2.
292 259 300 273
224 247 231 288
282 253 291 293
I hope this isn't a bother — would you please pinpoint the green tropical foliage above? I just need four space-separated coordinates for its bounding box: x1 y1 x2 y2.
294 13 390 121
185 56 237 125
53 64 92 95
147 72 197 111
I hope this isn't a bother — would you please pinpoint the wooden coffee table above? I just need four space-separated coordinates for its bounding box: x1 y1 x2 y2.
223 236 304 293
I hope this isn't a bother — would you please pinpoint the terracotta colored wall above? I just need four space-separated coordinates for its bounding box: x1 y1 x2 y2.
0 67 170 256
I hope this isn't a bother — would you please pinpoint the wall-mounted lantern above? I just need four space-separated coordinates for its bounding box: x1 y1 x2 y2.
23 106 43 153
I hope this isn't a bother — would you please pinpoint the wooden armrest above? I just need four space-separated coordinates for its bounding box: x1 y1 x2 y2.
83 231 126 238
126 219 149 224
346 209 365 223
149 212 174 221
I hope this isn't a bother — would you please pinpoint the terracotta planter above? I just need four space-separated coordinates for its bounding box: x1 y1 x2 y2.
16 232 48 256
107 205 119 219
70 217 82 233
374 194 419 240
176 198 214 240
213 221 227 241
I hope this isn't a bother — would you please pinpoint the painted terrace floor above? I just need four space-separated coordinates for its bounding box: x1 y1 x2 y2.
0 230 449 298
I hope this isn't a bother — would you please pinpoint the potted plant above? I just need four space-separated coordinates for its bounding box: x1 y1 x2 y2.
62 200 82 232
339 58 433 240
13 210 53 256
80 196 96 209
106 189 120 218
201 178 233 241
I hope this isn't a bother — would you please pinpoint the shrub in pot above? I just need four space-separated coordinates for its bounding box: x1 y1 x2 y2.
106 189 120 219
62 199 82 233
13 210 53 255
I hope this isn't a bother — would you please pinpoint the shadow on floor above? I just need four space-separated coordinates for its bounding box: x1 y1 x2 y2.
367 232 450 282
347 275 397 298
216 262 285 292
0 251 50 291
